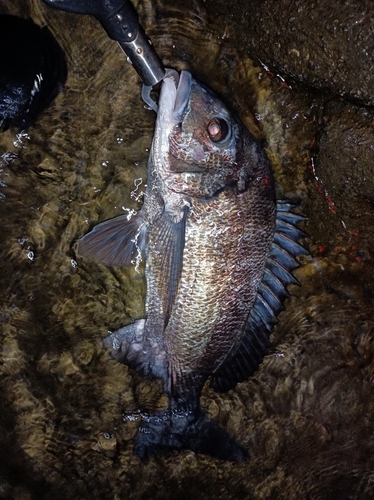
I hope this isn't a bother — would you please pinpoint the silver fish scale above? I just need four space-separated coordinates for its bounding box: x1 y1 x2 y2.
153 183 274 395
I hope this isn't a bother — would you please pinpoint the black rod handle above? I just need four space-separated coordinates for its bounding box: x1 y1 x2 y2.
42 0 165 87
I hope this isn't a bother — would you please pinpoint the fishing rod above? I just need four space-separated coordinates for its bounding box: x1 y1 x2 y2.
42 0 166 112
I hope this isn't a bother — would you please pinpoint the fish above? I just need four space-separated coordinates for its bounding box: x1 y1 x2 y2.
77 69 307 461
0 15 67 130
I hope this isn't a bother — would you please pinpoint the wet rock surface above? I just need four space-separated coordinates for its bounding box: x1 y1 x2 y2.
204 0 374 105
311 101 374 244
0 0 373 499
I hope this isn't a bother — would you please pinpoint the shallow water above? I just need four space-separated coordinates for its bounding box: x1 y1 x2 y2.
0 0 374 499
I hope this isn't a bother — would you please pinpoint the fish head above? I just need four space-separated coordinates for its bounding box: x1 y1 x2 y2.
153 70 273 199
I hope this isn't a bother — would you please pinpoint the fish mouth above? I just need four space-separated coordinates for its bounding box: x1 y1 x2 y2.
173 70 192 120
155 69 195 173
157 70 207 174
159 69 192 120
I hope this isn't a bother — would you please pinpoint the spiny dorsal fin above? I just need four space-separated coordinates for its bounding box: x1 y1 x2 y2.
210 200 307 393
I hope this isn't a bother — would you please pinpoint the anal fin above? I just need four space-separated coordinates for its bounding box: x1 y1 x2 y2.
102 320 167 381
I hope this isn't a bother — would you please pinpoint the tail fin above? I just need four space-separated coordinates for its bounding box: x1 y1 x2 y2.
134 410 248 462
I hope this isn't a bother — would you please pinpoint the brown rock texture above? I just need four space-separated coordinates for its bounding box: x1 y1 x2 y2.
204 0 374 105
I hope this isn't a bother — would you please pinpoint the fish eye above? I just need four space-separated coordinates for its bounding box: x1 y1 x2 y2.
207 117 231 143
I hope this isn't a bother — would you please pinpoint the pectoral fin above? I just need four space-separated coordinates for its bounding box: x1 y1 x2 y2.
150 207 187 326
77 212 147 267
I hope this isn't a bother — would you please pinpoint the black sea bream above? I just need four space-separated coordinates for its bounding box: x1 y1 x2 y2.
78 70 306 461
